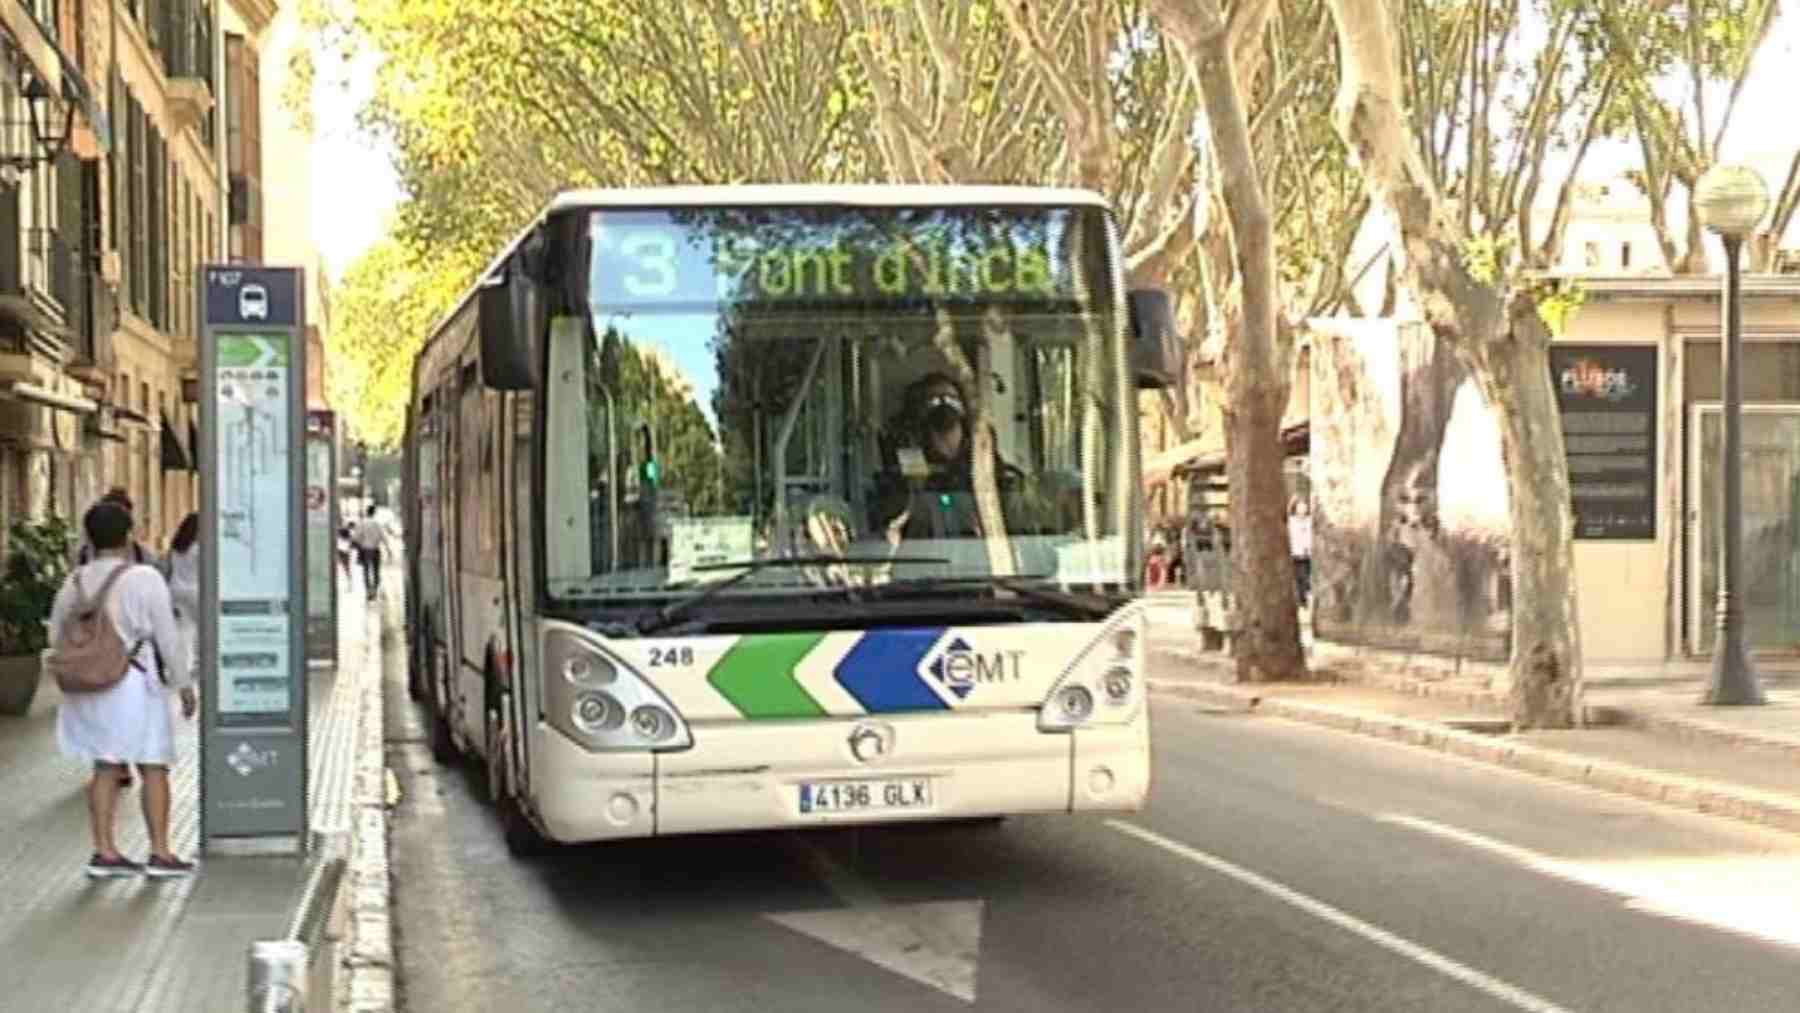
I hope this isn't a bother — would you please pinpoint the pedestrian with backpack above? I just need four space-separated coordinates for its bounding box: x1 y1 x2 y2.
47 501 196 879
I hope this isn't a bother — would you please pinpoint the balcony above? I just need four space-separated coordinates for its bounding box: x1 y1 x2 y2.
167 79 213 136
0 229 77 363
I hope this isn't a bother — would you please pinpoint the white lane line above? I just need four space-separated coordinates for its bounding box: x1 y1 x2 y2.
1376 813 1800 950
1106 820 1578 1013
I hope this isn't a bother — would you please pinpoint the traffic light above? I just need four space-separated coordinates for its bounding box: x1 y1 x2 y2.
638 424 659 487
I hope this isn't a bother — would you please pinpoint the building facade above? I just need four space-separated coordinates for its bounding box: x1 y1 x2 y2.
0 0 325 553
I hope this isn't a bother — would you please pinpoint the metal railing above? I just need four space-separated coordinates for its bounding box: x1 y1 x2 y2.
245 831 348 1011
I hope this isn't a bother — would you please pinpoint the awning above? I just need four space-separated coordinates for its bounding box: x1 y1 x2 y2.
1144 437 1219 484
112 405 152 428
1143 422 1311 484
1 380 98 414
160 413 191 471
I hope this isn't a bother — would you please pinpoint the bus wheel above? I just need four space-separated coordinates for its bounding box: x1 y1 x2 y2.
498 792 551 858
427 653 459 764
479 704 501 804
407 621 427 701
429 706 458 765
487 704 550 857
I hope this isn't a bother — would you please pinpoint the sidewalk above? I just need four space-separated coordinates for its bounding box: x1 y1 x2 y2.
0 571 386 1012
1150 621 1800 836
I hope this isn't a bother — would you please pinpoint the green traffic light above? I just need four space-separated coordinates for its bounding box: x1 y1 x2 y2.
938 493 950 507
643 459 661 484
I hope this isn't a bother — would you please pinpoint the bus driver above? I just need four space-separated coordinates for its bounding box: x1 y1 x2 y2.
877 372 1016 544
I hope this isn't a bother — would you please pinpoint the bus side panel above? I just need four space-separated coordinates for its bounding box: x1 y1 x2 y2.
455 384 511 755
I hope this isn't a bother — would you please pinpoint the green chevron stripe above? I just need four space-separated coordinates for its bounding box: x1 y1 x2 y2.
706 633 830 718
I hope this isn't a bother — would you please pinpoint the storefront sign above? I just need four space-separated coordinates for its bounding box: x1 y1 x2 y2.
201 264 309 852
1549 344 1657 540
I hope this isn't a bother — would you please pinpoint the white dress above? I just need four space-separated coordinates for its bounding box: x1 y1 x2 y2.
166 546 200 684
52 558 192 767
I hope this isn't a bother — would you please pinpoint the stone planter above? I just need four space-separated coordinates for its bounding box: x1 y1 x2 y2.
0 650 45 717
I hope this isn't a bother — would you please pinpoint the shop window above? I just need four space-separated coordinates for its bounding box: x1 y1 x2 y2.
1684 340 1800 404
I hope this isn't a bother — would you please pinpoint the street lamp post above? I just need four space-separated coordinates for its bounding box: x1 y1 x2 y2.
1694 164 1770 706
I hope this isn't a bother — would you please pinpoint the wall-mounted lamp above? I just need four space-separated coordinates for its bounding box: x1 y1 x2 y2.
3 71 75 173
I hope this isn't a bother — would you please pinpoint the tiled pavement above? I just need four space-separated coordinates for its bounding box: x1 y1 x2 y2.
0 568 388 1012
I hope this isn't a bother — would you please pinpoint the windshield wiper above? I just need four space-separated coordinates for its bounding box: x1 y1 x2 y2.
867 575 1116 620
633 555 951 635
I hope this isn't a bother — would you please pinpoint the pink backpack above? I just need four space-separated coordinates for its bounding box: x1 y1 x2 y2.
45 566 146 694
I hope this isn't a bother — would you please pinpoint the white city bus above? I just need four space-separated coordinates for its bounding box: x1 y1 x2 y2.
402 185 1180 854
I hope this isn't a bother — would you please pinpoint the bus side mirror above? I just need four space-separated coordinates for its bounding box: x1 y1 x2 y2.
478 275 537 391
1127 289 1182 390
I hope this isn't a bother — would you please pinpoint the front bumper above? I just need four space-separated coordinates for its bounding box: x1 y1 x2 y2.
528 711 1149 844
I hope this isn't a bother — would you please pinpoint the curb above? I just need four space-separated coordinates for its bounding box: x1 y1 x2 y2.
336 607 396 1013
1150 679 1800 837
1153 638 1800 763
1586 703 1800 764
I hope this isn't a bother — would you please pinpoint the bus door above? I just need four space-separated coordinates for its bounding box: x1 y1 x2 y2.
504 388 538 791
416 397 446 680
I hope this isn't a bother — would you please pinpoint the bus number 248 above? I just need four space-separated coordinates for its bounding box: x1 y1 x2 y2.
648 646 695 668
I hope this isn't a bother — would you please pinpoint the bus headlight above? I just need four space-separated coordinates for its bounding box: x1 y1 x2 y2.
1039 608 1146 732
565 654 616 687
573 692 624 734
630 705 677 743
1102 667 1133 705
1057 685 1095 721
543 626 693 752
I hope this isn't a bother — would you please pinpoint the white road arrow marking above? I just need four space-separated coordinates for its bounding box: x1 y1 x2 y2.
765 900 984 1002
767 836 984 1003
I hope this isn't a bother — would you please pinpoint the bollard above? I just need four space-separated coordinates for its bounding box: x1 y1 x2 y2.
248 939 308 1012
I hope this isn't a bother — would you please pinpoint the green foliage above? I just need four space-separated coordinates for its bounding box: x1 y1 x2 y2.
325 235 477 449
336 0 876 266
0 516 74 655
596 329 727 518
1460 232 1515 285
1595 0 1781 270
1535 281 1587 337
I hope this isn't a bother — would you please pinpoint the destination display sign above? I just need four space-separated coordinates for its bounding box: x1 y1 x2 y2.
588 206 1107 310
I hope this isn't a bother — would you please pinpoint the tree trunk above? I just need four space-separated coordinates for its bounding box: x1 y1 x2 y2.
1225 385 1306 681
1165 0 1306 681
1482 329 1583 729
1331 0 1583 725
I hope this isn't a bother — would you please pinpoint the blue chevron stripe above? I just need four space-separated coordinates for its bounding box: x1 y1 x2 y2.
833 628 949 712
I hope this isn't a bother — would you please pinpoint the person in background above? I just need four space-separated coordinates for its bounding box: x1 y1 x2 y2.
163 513 200 687
337 523 354 583
1288 495 1313 607
355 504 395 596
52 501 196 878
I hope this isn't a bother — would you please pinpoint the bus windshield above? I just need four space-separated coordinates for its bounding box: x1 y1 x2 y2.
540 203 1135 607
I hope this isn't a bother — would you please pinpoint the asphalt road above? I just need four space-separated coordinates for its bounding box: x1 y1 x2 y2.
385 653 1800 1013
